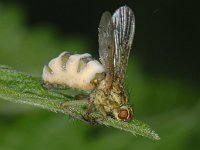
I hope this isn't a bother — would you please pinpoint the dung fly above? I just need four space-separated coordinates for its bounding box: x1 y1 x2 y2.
42 5 135 122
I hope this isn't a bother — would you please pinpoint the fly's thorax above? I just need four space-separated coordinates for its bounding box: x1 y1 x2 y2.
42 52 105 91
110 81 128 104
95 80 128 107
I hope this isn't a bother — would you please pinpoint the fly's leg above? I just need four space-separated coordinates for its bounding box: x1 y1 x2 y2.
61 93 89 107
61 99 88 108
61 97 92 123
83 103 107 124
82 97 99 125
61 94 89 113
61 95 98 125
86 98 94 115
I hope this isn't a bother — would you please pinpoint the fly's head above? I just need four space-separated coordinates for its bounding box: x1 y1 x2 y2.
114 105 133 122
111 91 133 122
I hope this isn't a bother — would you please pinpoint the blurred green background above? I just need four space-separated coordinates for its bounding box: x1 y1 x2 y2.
0 0 199 150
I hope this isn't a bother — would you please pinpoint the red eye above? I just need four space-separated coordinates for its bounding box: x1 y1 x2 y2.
118 108 133 122
118 109 129 120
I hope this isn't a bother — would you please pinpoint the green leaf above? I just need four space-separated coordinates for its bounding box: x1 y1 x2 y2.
0 65 160 140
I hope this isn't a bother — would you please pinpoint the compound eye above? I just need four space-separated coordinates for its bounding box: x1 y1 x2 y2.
118 109 130 121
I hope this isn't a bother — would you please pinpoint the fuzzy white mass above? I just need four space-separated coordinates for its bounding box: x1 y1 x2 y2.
42 52 105 90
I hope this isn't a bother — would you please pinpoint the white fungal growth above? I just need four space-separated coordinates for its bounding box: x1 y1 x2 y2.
42 52 105 90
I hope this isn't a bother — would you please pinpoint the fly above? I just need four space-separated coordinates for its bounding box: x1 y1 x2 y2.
42 5 135 122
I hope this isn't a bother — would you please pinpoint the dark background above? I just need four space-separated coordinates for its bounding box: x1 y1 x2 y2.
0 0 199 150
2 0 199 85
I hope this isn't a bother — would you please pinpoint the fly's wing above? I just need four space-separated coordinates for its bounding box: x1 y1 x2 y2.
112 6 135 83
98 11 115 89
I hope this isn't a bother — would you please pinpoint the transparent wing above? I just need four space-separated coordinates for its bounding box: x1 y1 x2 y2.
98 11 115 88
112 6 135 83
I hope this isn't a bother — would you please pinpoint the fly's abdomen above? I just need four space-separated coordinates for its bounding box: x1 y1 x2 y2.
42 52 105 90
